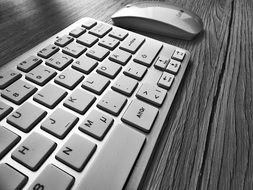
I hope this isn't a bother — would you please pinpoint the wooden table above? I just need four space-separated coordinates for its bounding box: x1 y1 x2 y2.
0 0 252 189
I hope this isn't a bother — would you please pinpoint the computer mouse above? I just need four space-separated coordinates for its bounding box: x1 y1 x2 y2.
111 2 204 40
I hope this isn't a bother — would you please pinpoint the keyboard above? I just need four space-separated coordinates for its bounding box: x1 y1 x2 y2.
0 17 190 190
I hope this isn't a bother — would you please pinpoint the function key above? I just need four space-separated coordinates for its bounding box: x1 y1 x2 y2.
89 23 112 38
54 35 73 47
109 28 128 40
0 163 27 190
171 49 186 61
158 72 175 90
17 55 42 72
0 70 22 89
82 19 97 29
37 44 59 59
69 27 86 38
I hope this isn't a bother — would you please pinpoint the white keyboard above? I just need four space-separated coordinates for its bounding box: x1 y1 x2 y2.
0 17 190 190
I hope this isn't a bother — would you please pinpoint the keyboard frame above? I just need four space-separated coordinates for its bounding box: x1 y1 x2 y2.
0 17 190 189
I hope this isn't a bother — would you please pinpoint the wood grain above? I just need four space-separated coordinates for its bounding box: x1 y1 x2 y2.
0 0 252 189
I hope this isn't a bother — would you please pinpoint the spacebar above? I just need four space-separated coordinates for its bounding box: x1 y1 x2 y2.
77 124 145 190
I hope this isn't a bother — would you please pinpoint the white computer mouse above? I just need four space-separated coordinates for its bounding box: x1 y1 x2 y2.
111 2 204 40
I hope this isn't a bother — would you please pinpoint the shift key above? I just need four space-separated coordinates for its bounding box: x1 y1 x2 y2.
77 124 145 190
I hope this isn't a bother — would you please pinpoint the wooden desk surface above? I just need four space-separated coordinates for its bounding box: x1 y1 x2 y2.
0 0 252 189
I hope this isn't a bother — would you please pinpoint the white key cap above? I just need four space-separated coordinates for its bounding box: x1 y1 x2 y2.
17 56 42 73
0 70 21 89
28 164 74 190
120 35 145 54
154 55 170 70
122 99 158 132
166 59 181 74
37 44 59 59
96 59 122 79
136 83 167 107
54 35 73 47
109 48 131 65
133 42 162 67
97 90 127 116
123 61 147 80
72 55 98 74
112 75 138 96
69 27 86 37
77 33 98 47
89 23 112 37
82 19 97 29
99 35 120 50
0 100 13 120
158 72 175 90
62 42 86 58
82 73 110 95
172 49 186 61
109 28 128 40
46 52 73 71
86 45 109 61
77 124 145 190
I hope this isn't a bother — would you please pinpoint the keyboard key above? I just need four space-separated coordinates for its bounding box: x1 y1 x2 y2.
12 132 56 171
82 19 97 29
56 134 96 172
112 75 138 96
17 55 42 72
89 23 112 37
79 110 113 140
123 61 147 80
172 49 186 61
0 100 13 120
54 35 73 47
0 126 20 159
86 44 109 61
122 99 158 132
69 27 86 37
28 164 74 190
25 65 57 86
0 70 22 89
37 44 59 59
109 28 128 40
120 35 145 54
62 42 86 58
96 59 122 79
41 108 78 139
7 102 47 133
77 33 98 47
77 124 145 190
63 89 96 115
97 90 127 116
136 83 167 107
54 68 84 90
166 59 181 74
82 73 110 95
33 84 67 109
133 42 162 67
1 80 37 105
99 35 120 50
109 48 131 65
72 55 98 74
157 72 175 90
46 52 73 71
154 55 170 70
0 163 27 190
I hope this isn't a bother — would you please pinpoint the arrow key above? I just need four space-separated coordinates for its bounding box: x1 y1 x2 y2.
158 72 175 90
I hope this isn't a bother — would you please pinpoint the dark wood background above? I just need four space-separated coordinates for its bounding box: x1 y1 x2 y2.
0 0 252 189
